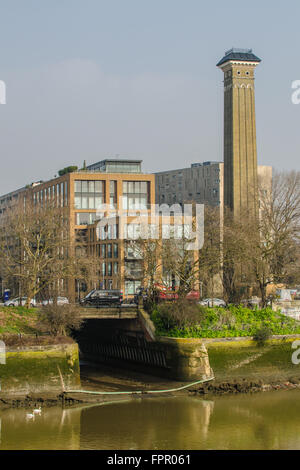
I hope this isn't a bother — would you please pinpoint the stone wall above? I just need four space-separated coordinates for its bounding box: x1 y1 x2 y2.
0 343 80 395
77 311 212 382
203 335 300 382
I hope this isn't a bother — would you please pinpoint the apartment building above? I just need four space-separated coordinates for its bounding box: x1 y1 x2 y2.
155 161 272 213
155 161 223 209
0 159 155 299
86 212 200 296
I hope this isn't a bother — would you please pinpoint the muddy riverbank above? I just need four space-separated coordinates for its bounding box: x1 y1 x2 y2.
2 362 300 409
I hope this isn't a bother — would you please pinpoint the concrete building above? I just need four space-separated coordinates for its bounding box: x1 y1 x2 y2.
155 161 271 213
155 161 224 209
217 48 261 217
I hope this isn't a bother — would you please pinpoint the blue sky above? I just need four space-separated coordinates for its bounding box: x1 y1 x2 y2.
0 0 299 193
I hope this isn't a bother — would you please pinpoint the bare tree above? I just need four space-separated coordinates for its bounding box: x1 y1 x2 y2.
248 171 300 306
198 206 222 299
221 207 252 304
0 201 76 307
161 235 199 297
124 235 162 305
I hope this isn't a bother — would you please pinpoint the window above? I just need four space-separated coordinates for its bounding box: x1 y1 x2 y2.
125 280 141 296
74 180 105 209
101 244 106 258
125 260 143 278
101 262 106 275
75 212 99 225
109 181 117 208
107 244 112 258
125 242 143 259
122 181 150 210
105 162 141 173
162 224 170 238
123 223 142 240
60 183 64 207
107 262 112 276
113 243 118 258
97 223 118 240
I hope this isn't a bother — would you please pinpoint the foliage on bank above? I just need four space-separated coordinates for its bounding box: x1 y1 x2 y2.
0 307 41 335
0 304 82 338
151 302 300 338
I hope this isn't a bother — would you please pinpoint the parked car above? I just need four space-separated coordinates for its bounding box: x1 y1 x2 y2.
4 297 37 307
242 296 260 308
198 298 226 307
275 289 292 301
42 297 69 306
186 290 200 301
295 289 300 300
81 289 123 307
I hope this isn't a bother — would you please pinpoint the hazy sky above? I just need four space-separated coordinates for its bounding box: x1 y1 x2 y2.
0 0 299 194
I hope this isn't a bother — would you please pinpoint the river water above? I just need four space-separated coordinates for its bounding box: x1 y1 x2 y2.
1 384 300 450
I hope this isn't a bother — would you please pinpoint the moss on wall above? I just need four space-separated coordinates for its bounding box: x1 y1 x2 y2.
203 335 300 381
156 337 212 381
0 343 80 395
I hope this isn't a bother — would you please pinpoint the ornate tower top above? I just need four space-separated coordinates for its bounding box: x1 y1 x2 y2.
217 48 261 68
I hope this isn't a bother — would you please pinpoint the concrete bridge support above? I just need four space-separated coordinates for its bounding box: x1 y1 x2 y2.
76 308 212 382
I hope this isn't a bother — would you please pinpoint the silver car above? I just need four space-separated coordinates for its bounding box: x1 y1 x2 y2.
198 298 226 307
42 296 69 306
4 297 37 307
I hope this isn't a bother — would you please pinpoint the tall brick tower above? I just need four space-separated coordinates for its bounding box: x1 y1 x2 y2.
217 48 261 217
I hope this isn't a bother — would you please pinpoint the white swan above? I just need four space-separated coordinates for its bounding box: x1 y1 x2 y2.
26 413 35 419
33 407 42 415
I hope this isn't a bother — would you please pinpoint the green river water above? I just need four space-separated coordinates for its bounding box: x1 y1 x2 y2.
1 389 300 450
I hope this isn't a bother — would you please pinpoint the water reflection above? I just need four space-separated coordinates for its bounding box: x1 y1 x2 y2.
0 406 81 450
80 397 214 450
1 390 300 450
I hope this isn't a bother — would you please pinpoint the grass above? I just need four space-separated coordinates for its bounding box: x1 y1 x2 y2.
0 306 42 335
0 306 77 347
151 304 300 338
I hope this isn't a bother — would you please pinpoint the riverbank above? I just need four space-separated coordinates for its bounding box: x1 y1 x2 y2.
190 376 300 396
2 361 300 409
2 377 300 409
0 336 80 396
2 306 300 407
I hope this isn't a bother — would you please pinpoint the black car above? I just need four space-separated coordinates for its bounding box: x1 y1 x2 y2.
81 289 123 307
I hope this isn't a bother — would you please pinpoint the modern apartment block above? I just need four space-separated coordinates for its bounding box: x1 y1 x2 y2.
0 159 155 299
155 161 272 214
155 161 223 209
86 212 200 296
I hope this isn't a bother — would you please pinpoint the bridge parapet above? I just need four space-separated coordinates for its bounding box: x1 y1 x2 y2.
79 306 138 320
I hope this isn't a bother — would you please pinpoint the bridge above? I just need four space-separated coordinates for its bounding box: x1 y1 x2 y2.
79 305 138 320
75 305 210 382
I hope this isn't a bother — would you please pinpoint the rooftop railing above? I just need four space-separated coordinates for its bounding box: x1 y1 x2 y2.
225 48 253 55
